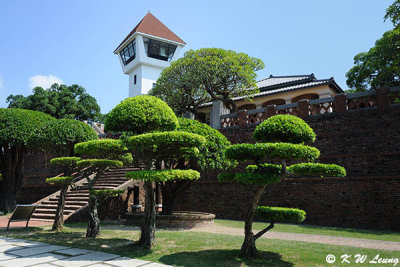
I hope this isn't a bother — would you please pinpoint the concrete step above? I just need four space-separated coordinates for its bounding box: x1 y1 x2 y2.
37 204 82 210
34 208 75 215
50 197 88 202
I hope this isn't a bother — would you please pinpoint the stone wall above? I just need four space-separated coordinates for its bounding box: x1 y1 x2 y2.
175 105 400 230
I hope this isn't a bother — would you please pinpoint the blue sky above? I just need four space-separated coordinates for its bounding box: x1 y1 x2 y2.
0 0 393 113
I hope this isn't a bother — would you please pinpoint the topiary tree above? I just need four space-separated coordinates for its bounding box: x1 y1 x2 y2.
126 131 204 248
158 117 232 215
74 139 129 237
36 118 98 155
218 114 346 258
0 108 54 212
104 95 178 134
46 157 82 231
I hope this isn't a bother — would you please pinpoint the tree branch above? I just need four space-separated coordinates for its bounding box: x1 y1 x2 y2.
254 221 274 240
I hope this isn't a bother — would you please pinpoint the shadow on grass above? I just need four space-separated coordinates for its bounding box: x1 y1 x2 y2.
159 249 293 267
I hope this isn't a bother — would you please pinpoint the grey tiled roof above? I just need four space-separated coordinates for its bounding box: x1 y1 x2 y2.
199 74 343 107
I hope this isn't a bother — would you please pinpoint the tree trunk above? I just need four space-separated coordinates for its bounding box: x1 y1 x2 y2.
138 180 155 248
239 185 266 258
160 180 191 215
52 186 68 231
0 146 25 213
86 194 100 238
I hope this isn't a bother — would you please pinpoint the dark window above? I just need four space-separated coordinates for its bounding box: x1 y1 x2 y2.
120 39 136 65
134 75 137 85
143 37 177 61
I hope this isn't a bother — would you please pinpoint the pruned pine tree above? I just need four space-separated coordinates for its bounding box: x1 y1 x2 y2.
219 115 346 258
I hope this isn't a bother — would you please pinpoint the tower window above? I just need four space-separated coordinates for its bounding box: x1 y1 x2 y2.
143 37 177 61
120 39 136 65
134 75 137 85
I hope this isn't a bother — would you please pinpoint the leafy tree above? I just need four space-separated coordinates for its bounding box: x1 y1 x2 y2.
36 118 98 155
159 117 232 215
218 115 346 257
150 48 264 113
346 1 400 92
149 57 211 117
7 84 101 121
0 108 54 212
74 139 130 238
46 157 81 231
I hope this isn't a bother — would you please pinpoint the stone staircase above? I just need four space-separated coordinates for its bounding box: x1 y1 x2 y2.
31 167 137 221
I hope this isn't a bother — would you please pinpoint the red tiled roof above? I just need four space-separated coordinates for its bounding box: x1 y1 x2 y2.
114 12 185 52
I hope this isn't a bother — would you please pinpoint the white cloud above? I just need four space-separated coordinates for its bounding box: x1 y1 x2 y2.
29 75 64 89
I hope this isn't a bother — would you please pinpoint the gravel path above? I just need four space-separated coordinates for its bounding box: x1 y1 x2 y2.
189 224 400 251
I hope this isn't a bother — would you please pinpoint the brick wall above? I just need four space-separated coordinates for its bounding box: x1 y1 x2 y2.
175 105 400 230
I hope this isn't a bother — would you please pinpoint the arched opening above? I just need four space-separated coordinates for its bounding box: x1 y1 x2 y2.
292 93 319 103
262 99 286 108
238 104 256 110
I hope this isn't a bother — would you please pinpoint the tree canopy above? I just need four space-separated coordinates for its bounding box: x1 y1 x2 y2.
7 83 101 121
150 48 264 114
346 1 400 92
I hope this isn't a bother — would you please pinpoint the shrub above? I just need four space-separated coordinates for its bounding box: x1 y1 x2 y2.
255 206 306 224
177 117 231 170
77 159 123 168
126 169 200 182
218 169 281 185
50 157 81 168
105 95 179 134
253 115 316 144
74 139 127 159
288 163 346 177
36 119 98 154
225 143 320 162
128 131 205 153
90 189 125 198
46 176 74 185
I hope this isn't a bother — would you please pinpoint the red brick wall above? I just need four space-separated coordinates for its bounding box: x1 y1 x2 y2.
175 105 400 230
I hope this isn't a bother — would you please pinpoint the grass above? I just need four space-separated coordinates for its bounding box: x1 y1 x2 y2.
0 223 399 267
215 219 400 242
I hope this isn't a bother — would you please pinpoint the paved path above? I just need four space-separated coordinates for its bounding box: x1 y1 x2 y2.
190 224 400 251
0 236 170 267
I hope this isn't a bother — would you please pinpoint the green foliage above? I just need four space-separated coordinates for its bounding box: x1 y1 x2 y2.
256 206 306 224
181 48 265 112
149 57 211 116
121 153 133 165
74 139 127 159
50 157 81 169
46 176 74 185
104 95 178 134
177 117 232 170
246 163 282 174
36 119 98 154
126 169 200 182
128 131 205 159
288 163 346 178
217 172 236 183
90 189 125 198
225 143 320 162
6 84 101 121
0 108 54 147
253 115 316 144
385 0 400 31
76 159 123 168
218 164 281 185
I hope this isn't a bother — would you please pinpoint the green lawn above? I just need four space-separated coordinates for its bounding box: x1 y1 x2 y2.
0 223 399 267
215 219 400 242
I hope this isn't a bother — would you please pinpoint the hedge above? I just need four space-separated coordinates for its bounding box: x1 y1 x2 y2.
105 95 179 134
90 189 125 198
126 169 200 182
50 157 81 168
36 118 98 153
225 143 320 162
74 139 127 159
46 176 74 185
177 117 232 170
246 163 282 174
76 159 123 168
255 206 306 224
288 163 346 177
128 131 205 154
253 115 316 144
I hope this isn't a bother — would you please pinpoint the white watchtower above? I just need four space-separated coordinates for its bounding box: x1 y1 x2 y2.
114 12 186 97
